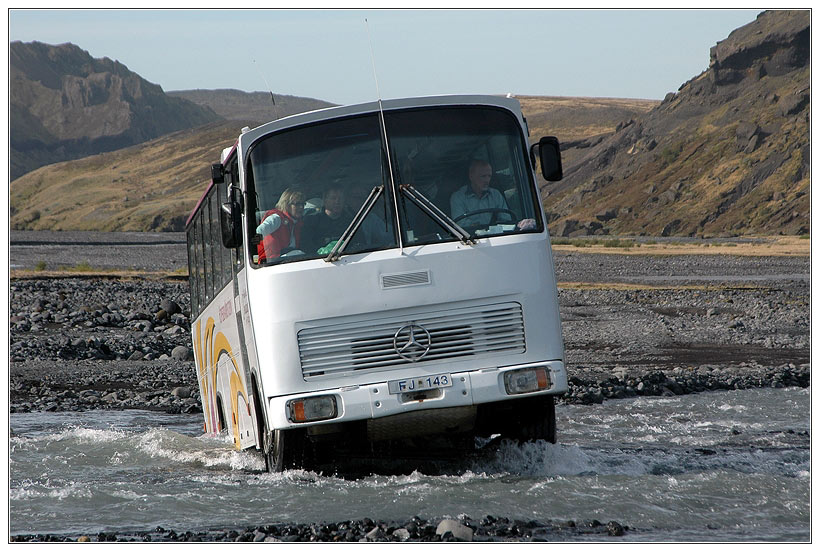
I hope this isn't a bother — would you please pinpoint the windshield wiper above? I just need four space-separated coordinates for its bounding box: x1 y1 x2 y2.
324 185 385 262
399 183 475 245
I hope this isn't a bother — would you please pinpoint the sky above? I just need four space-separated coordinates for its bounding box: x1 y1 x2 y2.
9 9 762 106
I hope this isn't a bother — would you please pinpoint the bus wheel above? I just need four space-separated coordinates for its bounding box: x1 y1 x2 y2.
511 395 556 444
216 396 227 433
267 428 306 472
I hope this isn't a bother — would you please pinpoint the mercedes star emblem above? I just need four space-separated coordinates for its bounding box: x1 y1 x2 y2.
393 323 432 362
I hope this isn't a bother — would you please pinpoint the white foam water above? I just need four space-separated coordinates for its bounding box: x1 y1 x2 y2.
9 387 810 541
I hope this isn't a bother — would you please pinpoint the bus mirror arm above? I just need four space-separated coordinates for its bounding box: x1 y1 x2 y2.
530 136 563 182
220 200 243 249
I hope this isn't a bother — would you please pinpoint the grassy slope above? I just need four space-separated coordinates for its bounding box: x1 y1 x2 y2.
10 96 655 232
10 121 252 231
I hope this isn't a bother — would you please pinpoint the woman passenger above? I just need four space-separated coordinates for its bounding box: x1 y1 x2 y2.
256 188 305 262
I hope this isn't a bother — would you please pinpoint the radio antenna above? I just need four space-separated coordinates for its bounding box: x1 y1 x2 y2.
253 58 280 120
365 18 404 252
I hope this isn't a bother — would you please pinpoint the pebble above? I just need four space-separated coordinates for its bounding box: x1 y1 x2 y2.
8 275 810 413
9 515 635 542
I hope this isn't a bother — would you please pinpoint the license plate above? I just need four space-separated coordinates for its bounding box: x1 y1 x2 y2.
388 373 452 394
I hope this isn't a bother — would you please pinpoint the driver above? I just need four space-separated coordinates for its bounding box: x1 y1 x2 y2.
449 159 535 230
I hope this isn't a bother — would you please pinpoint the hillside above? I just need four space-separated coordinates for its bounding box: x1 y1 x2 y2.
9 120 254 232
9 11 808 237
10 41 222 181
518 95 658 167
546 10 810 237
167 89 335 123
10 94 652 232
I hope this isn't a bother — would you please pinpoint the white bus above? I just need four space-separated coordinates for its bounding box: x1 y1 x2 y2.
186 95 566 472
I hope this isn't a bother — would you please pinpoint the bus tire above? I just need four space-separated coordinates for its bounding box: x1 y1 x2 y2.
267 428 306 472
216 396 227 433
252 380 272 471
512 395 557 444
251 380 302 472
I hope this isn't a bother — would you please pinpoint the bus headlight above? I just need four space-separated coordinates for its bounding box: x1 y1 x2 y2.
504 367 551 395
286 395 338 423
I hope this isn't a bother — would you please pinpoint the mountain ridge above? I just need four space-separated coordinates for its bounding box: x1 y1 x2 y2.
545 9 809 237
10 40 222 180
9 11 810 236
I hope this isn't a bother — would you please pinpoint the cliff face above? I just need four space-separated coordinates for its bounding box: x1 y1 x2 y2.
10 41 222 180
547 10 809 237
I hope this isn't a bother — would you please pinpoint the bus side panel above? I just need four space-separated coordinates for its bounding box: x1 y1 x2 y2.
236 266 264 445
192 283 256 450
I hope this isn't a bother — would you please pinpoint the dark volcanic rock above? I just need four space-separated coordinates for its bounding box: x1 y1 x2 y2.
10 515 637 542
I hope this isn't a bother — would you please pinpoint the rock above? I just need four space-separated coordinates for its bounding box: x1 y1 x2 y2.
778 92 809 116
392 528 410 542
164 325 185 337
735 121 760 142
364 526 384 542
171 387 191 399
102 392 119 403
555 219 580 237
595 208 618 222
435 520 473 542
160 299 182 316
171 346 192 361
606 521 625 536
744 134 761 153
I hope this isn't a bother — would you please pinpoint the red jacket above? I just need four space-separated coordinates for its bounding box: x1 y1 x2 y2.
257 208 302 262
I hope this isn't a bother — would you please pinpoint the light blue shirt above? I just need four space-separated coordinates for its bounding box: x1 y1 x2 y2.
449 185 509 226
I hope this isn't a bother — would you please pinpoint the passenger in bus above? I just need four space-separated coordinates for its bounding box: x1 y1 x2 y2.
301 187 350 254
450 159 536 230
256 188 305 262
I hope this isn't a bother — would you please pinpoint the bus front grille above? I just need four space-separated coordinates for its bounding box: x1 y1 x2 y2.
298 302 525 379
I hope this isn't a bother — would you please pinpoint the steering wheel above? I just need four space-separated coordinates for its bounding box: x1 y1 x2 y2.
453 208 517 226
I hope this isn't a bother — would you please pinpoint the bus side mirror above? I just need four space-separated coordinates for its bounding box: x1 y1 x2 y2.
221 200 242 248
531 136 563 181
211 163 225 184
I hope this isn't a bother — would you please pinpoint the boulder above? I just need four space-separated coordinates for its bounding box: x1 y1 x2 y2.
435 520 473 542
171 386 191 399
171 345 192 361
596 208 618 222
160 299 182 316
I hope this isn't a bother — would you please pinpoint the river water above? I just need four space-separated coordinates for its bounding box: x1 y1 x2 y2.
9 387 810 541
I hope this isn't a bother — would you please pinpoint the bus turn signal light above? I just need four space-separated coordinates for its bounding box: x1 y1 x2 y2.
504 367 551 395
286 395 338 423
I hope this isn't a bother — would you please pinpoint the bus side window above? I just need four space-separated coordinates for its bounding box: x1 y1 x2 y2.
200 208 211 304
208 189 222 290
193 212 205 317
187 227 200 316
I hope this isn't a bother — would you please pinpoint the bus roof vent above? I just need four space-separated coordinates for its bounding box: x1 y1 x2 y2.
381 270 431 290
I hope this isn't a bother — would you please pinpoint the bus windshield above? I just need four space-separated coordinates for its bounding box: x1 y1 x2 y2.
246 105 542 266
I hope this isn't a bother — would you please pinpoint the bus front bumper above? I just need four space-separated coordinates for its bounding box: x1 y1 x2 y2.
267 360 567 431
